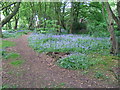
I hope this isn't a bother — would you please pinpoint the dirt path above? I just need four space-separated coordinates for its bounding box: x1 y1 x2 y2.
2 34 119 88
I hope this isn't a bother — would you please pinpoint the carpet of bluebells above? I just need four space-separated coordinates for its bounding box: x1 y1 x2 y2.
28 33 111 69
28 33 110 53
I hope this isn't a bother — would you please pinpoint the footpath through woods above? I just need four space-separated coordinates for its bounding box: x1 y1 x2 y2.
2 34 119 88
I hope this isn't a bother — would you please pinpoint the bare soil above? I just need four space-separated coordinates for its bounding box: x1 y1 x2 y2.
2 34 119 88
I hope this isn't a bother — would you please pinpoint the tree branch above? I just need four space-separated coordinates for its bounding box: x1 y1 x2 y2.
0 2 21 27
0 2 17 11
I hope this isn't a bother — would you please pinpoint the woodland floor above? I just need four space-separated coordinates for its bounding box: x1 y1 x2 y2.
2 34 119 88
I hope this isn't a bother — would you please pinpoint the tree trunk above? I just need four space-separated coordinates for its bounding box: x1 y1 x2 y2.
105 2 118 55
70 2 74 34
8 21 12 29
61 2 66 30
28 15 34 30
0 2 21 38
0 17 2 38
117 1 120 20
117 1 120 31
0 2 21 27
44 3 46 31
14 16 19 30
70 2 80 34
106 2 120 30
54 2 62 34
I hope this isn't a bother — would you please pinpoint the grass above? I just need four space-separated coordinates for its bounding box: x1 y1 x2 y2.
1 84 17 89
10 60 24 66
4 52 20 59
53 83 66 88
86 53 119 81
2 40 15 48
1 40 16 60
7 71 24 76
46 83 66 88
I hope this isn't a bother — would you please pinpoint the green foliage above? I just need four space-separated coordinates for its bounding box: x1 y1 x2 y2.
1 40 16 60
2 84 17 89
38 19 61 34
94 71 104 78
52 83 66 88
87 21 109 37
57 54 99 70
4 53 20 59
72 22 87 34
10 60 24 66
2 40 15 48
115 31 120 36
94 71 109 79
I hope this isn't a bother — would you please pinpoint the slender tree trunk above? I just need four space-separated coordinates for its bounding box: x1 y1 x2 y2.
28 15 34 30
117 1 120 55
14 16 19 30
105 2 118 55
0 17 2 38
29 2 35 30
102 3 108 25
54 3 62 34
70 2 74 34
44 3 46 31
61 2 66 30
70 2 80 34
8 21 12 29
117 1 120 21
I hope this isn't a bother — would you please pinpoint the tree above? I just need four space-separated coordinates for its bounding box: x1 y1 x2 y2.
0 2 21 27
117 1 120 30
105 2 120 30
103 2 118 55
0 2 21 37
14 13 19 29
70 2 80 34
